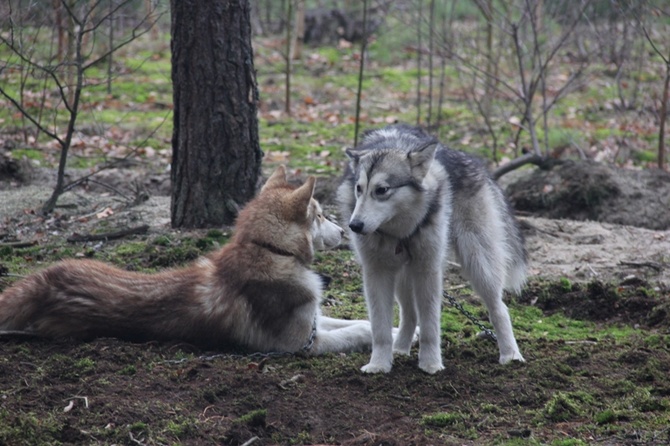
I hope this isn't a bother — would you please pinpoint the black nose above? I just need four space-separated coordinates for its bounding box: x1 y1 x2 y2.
349 219 364 234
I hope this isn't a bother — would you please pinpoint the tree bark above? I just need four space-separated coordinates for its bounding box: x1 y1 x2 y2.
170 0 263 228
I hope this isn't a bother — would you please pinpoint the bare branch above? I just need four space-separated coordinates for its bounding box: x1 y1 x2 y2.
0 86 66 146
491 152 550 180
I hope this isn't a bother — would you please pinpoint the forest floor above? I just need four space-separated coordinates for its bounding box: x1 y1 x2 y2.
1 163 670 446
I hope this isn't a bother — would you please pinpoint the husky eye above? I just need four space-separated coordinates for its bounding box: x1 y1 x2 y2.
375 186 389 195
355 184 362 195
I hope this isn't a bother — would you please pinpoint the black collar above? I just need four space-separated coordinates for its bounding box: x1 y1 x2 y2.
251 240 295 258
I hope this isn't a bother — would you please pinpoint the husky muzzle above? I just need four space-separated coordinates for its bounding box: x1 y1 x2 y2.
349 219 366 234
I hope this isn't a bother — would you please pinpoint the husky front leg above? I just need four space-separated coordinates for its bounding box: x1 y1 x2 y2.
311 320 373 354
393 271 418 355
361 267 396 373
411 266 445 374
318 316 371 330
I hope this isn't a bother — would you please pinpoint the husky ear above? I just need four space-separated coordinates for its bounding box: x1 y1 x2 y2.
408 141 438 178
345 147 360 168
289 175 316 218
262 165 287 191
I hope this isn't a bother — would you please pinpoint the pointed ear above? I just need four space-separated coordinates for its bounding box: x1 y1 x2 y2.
345 147 361 171
289 175 316 218
407 142 438 179
345 147 358 160
262 165 287 191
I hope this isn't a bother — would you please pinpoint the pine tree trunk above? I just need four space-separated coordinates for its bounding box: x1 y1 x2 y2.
170 0 263 228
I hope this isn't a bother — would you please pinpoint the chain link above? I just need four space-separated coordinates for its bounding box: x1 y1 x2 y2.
162 316 318 365
163 297 496 366
443 291 497 342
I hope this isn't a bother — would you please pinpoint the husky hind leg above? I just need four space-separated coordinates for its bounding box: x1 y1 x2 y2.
453 230 525 364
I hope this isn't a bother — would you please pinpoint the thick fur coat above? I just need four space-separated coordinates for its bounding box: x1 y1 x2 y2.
337 124 527 373
0 166 374 354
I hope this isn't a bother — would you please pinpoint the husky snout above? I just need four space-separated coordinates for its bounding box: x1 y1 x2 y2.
349 219 365 234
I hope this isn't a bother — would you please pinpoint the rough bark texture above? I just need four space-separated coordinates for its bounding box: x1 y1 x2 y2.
170 0 262 228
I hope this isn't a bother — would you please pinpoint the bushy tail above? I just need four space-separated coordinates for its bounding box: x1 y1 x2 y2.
503 217 528 294
504 256 527 294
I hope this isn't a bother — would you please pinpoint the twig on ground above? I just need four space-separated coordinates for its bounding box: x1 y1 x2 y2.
619 261 663 272
0 240 38 248
240 437 260 446
128 432 145 445
66 224 149 243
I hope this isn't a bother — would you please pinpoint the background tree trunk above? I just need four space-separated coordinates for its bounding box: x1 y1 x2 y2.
170 0 263 228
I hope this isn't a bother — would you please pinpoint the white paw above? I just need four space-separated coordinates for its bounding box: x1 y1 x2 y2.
499 352 525 364
361 362 392 374
393 346 411 356
418 360 445 374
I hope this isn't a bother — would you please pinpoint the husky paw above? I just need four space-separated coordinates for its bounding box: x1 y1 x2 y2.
361 362 392 374
418 360 445 375
499 352 526 364
392 346 411 356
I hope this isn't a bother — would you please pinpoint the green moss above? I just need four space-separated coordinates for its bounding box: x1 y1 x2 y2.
119 365 137 376
11 148 45 162
595 409 619 424
421 411 464 427
558 277 572 292
129 421 148 433
152 235 172 246
74 357 95 372
234 409 267 427
165 418 197 438
541 391 594 422
632 150 657 164
551 440 588 446
0 410 61 446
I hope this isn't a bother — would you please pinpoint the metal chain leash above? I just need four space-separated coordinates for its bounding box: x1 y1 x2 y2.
443 291 497 342
162 317 318 365
162 297 496 366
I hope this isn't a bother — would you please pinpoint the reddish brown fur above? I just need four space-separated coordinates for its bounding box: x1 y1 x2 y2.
0 167 327 353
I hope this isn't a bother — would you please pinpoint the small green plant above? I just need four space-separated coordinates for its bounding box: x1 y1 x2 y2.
129 421 148 433
152 235 172 246
74 358 96 374
421 411 463 427
558 277 572 292
595 409 618 424
166 418 196 438
541 391 590 422
235 409 267 427
119 365 137 376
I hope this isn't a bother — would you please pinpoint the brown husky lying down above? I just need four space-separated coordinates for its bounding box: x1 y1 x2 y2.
0 166 375 354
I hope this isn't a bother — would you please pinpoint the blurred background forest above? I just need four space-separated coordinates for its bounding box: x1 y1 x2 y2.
0 0 669 193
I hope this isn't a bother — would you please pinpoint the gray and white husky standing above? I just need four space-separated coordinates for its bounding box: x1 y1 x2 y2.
337 124 527 374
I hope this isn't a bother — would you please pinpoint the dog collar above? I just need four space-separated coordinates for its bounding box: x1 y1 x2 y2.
251 240 295 258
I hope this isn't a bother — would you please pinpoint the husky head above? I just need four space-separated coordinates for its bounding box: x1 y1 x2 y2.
309 198 344 251
340 126 440 238
237 166 342 264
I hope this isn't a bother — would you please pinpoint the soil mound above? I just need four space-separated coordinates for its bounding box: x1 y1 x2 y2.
506 161 670 230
